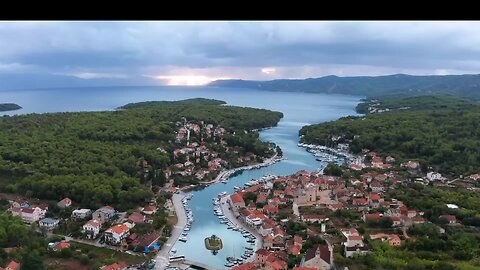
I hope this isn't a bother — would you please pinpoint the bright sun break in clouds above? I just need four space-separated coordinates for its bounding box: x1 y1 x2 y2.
152 75 230 86
261 67 276 75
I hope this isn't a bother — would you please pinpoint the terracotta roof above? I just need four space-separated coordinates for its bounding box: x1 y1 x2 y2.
230 192 245 204
348 235 363 241
255 248 271 256
54 241 70 251
128 212 145 224
107 224 129 235
142 205 157 213
86 219 102 228
231 262 257 270
100 263 127 270
269 259 287 270
6 261 19 270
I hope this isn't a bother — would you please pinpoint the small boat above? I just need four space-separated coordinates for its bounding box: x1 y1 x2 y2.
179 237 187 242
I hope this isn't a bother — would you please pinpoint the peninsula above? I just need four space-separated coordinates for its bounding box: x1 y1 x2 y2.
0 103 21 112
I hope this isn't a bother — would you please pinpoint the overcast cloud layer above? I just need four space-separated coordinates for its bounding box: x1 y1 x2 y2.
1 21 480 87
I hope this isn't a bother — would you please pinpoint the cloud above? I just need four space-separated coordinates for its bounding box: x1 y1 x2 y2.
1 21 480 88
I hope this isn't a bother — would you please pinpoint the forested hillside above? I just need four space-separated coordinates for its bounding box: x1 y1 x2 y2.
0 99 283 209
300 96 480 176
209 73 480 99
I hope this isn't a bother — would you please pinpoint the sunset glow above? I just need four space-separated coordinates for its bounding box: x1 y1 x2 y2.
153 75 230 86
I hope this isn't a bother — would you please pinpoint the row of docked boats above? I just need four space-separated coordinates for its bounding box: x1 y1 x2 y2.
213 195 257 268
179 194 194 243
244 173 278 187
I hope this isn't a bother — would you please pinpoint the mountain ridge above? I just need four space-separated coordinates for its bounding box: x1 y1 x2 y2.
208 73 480 99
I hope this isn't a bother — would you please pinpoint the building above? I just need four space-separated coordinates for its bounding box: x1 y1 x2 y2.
230 192 246 209
10 206 46 224
1 261 20 270
439 215 457 224
39 218 60 230
344 245 371 258
142 205 157 215
128 212 146 224
370 233 402 246
50 241 71 251
255 248 273 265
57 197 72 208
92 206 116 223
301 244 332 270
294 183 318 206
83 219 102 239
301 215 327 223
100 263 127 270
71 208 92 220
104 224 130 245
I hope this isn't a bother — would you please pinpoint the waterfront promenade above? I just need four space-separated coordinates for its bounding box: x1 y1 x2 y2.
154 193 187 270
219 196 263 256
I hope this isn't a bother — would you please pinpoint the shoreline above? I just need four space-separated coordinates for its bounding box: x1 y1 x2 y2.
154 193 188 270
219 196 263 259
182 152 283 191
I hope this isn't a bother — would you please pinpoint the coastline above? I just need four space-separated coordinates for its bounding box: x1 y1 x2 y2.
219 196 263 259
182 152 283 191
154 193 188 270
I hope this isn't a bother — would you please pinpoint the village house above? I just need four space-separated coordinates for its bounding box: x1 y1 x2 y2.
10 205 47 224
142 204 157 215
128 212 146 224
49 240 71 251
439 215 457 224
300 244 332 270
231 262 258 270
255 248 273 266
57 197 72 208
370 233 402 246
230 192 246 210
265 259 288 270
104 224 130 245
301 214 327 223
71 208 92 220
0 261 20 270
344 244 372 258
39 217 60 230
92 206 116 223
82 219 102 239
100 263 127 270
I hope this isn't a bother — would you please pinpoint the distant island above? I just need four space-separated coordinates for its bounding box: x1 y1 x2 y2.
118 98 226 109
208 73 480 99
0 103 21 112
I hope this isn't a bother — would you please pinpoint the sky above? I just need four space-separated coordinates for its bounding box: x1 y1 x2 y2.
1 21 480 88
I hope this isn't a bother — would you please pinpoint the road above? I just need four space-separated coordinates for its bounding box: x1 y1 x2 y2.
154 193 187 270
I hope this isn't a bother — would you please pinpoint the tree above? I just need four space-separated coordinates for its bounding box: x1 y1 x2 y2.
243 192 257 205
21 253 44 270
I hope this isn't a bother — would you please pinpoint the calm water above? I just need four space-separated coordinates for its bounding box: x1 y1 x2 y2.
0 86 361 268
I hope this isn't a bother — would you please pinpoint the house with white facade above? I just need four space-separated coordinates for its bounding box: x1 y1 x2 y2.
104 224 130 245
39 218 60 230
82 219 102 239
72 209 92 220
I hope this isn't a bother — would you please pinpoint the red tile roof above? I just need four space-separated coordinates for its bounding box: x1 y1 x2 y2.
255 248 271 256
100 263 127 270
108 224 129 235
128 212 145 224
230 192 245 204
6 261 19 270
54 241 70 251
231 262 257 270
